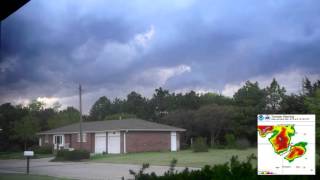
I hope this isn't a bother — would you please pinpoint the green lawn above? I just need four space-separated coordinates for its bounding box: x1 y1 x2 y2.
0 152 53 160
0 173 71 180
91 148 257 167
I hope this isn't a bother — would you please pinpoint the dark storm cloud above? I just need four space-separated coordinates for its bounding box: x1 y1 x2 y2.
1 0 320 111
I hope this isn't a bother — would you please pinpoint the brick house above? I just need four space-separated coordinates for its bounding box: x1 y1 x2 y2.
37 119 185 154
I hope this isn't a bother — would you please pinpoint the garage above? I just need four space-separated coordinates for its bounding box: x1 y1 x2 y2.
95 133 106 153
108 131 120 154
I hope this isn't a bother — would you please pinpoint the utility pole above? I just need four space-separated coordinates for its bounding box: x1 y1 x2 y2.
79 84 83 150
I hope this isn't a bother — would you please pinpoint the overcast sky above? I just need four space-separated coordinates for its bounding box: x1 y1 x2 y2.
1 0 320 113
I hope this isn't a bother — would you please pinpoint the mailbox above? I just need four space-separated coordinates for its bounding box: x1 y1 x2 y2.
24 151 34 174
24 151 34 157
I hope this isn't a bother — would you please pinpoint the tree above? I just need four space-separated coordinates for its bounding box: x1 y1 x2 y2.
151 88 173 116
0 103 29 151
264 78 286 113
303 77 313 96
280 94 308 114
199 92 233 106
13 114 40 150
125 91 148 118
48 107 80 128
89 96 111 121
233 81 265 109
305 89 320 147
233 81 266 144
104 113 136 120
181 91 201 110
110 98 125 114
28 100 45 112
194 105 235 146
303 77 320 97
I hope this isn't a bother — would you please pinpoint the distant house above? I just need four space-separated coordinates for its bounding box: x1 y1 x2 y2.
37 119 185 154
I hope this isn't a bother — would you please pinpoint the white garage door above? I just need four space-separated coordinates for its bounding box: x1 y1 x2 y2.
171 132 177 151
108 132 120 154
95 133 106 154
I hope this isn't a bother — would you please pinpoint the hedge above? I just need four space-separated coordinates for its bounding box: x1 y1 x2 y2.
129 154 319 180
33 145 53 154
55 149 90 161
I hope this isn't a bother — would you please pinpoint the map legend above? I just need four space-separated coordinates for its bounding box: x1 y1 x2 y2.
257 114 315 175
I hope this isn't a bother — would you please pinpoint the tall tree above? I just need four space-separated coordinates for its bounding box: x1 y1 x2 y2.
89 96 111 121
0 103 28 151
13 114 40 150
233 81 266 144
280 94 308 113
125 91 148 118
194 105 235 146
181 91 201 110
264 78 286 113
48 107 80 128
305 89 320 147
151 88 172 114
303 77 313 96
28 100 45 112
233 81 265 109
199 92 233 106
110 98 125 114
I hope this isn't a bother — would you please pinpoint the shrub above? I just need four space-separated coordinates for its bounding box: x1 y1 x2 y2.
34 145 52 154
235 138 251 150
192 137 208 152
129 154 320 179
55 149 90 161
225 133 236 148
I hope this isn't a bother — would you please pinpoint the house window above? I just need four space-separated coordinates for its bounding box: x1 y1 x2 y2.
77 133 87 142
54 135 63 145
45 135 49 143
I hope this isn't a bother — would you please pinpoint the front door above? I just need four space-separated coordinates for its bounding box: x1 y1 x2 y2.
53 135 64 150
108 132 120 154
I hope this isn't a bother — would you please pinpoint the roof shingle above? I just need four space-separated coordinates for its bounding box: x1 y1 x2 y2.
38 119 185 134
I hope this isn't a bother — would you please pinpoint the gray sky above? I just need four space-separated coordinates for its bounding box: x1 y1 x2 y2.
1 0 320 113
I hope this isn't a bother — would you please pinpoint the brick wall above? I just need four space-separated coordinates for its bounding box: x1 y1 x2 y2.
69 133 95 153
125 131 171 153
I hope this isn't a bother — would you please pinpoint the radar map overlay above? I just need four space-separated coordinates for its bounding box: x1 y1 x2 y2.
257 114 315 175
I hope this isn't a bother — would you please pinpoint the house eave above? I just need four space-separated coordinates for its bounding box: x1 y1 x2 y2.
37 128 186 135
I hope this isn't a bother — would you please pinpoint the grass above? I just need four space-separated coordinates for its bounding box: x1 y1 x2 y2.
0 152 53 160
90 148 257 167
0 173 71 180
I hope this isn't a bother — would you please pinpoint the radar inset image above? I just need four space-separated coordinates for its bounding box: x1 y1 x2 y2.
257 115 315 175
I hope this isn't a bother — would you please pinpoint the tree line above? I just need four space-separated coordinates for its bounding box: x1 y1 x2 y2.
0 78 319 151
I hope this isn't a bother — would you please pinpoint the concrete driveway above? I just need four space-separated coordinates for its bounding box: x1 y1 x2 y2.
0 158 197 180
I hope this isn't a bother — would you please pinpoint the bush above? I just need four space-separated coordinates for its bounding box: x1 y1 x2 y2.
129 154 320 179
235 138 251 150
192 137 208 152
34 146 52 154
55 149 90 161
225 133 236 148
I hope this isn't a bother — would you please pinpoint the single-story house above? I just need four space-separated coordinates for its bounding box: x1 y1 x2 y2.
37 119 185 154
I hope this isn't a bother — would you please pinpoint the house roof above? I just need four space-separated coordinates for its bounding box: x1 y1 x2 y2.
38 119 185 135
